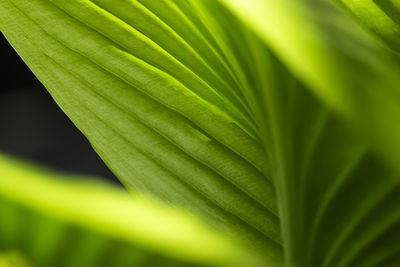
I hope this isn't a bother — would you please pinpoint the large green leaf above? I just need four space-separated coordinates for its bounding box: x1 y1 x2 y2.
2 1 400 267
0 0 281 262
0 153 260 267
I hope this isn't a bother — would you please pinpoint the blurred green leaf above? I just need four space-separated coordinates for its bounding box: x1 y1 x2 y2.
0 153 261 267
0 251 30 267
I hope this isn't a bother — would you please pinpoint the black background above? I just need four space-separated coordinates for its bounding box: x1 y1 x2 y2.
0 32 119 183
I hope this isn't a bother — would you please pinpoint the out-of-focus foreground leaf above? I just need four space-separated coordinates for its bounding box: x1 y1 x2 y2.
0 0 281 263
0 153 260 267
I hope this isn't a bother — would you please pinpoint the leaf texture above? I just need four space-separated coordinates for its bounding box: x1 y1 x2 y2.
0 0 282 263
339 0 400 52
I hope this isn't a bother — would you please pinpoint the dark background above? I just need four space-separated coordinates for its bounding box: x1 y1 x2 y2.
0 32 119 184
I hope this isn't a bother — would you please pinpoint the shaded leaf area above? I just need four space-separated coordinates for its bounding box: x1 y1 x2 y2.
194 1 400 267
221 0 400 177
0 153 260 267
338 0 400 52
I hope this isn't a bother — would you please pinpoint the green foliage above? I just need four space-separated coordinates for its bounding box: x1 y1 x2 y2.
0 0 280 261
0 154 259 267
1 0 400 266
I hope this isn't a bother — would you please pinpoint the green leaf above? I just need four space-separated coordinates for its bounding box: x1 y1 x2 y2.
220 0 400 176
203 0 400 266
0 0 283 262
0 153 261 267
3 1 400 267
338 0 400 52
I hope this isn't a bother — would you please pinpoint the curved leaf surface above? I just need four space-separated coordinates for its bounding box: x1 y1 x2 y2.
0 0 282 262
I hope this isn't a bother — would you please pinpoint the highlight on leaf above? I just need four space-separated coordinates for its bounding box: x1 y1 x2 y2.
0 153 261 267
